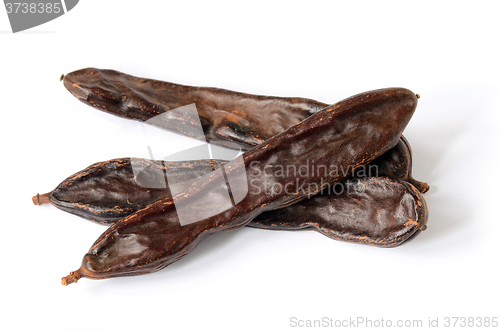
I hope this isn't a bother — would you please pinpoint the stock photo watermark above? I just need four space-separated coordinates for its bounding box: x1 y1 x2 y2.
248 161 379 196
289 316 499 328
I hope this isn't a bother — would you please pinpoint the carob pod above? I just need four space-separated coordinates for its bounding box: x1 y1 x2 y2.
33 135 426 224
61 67 428 191
61 87 418 285
62 67 326 150
250 176 427 247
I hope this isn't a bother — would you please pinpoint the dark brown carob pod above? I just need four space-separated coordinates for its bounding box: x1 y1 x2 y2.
61 87 418 285
33 136 427 225
249 176 428 247
62 68 326 150
60 177 428 284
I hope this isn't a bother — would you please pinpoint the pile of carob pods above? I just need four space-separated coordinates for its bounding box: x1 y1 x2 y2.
32 68 429 285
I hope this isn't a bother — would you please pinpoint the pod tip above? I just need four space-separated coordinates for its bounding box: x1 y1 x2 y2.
420 182 430 193
32 193 50 205
416 93 420 99
61 270 82 286
420 224 427 231
60 74 65 81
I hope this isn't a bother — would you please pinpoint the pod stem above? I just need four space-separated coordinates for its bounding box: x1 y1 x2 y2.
407 179 430 194
32 193 51 205
418 182 430 194
61 269 83 286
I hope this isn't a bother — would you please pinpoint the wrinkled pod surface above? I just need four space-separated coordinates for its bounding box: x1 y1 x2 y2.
250 176 427 247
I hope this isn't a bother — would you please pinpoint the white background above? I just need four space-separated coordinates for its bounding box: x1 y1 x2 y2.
1 1 499 330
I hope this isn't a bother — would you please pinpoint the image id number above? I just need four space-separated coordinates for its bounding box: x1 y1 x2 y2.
5 2 62 14
444 317 498 328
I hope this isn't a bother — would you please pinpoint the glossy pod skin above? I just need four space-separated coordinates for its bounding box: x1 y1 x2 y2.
62 68 326 150
61 87 417 285
251 177 427 247
34 134 426 225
